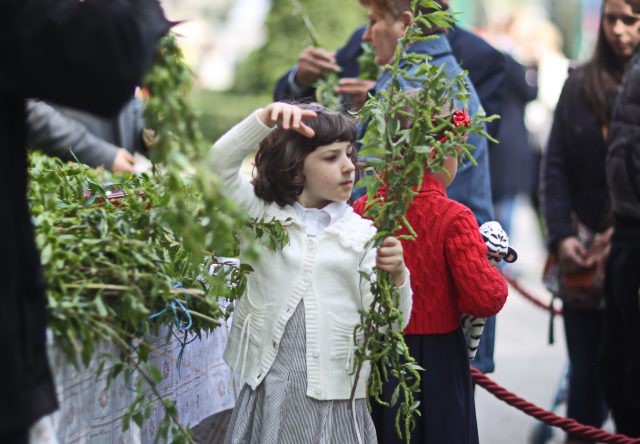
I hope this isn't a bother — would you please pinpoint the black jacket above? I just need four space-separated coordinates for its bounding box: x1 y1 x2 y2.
490 55 538 200
0 0 170 434
607 48 640 231
541 66 613 252
273 24 506 142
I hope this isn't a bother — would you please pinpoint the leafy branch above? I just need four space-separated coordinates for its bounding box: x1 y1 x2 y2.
349 1 496 442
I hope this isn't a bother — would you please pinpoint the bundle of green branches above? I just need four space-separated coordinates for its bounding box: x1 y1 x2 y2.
30 34 288 443
350 1 496 441
31 153 217 441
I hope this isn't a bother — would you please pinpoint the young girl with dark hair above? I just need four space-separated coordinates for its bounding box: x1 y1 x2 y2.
541 0 640 441
209 102 412 444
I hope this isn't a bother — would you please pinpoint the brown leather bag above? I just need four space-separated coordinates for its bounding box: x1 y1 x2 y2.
543 253 604 309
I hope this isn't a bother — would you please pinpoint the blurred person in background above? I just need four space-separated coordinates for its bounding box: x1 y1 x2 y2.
507 14 570 220
26 97 149 174
489 54 538 240
0 1 170 443
599 0 640 437
541 1 640 441
481 16 539 241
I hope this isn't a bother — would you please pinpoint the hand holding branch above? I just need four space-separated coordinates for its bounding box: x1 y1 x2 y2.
376 236 407 286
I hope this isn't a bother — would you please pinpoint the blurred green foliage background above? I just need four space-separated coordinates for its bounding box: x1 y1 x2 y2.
191 0 367 141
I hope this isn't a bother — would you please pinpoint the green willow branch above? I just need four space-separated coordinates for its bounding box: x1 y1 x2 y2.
349 1 495 442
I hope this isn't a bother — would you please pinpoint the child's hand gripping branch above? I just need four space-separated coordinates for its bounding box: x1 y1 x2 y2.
461 221 518 359
376 236 407 287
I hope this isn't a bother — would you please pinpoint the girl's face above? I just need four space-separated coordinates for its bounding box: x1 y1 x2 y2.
603 0 640 60
297 141 356 209
363 6 410 66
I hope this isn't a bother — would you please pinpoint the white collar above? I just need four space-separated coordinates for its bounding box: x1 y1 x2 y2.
293 201 348 235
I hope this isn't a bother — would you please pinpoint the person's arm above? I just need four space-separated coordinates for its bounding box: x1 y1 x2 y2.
1 0 171 116
445 208 508 317
540 77 577 253
209 111 274 219
26 100 122 169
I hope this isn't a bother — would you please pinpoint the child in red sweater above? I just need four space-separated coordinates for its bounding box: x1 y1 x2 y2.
353 113 509 444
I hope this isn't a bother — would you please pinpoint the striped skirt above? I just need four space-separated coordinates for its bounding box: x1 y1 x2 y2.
224 301 377 444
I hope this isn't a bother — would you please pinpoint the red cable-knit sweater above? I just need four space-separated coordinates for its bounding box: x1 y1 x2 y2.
353 173 508 334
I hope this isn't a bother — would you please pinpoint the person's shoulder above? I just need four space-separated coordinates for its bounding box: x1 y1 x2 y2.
343 207 376 231
447 25 501 59
556 62 586 99
327 207 376 252
441 197 477 228
347 26 366 44
565 63 587 84
414 192 469 222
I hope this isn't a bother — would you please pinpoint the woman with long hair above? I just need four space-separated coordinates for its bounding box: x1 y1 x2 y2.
541 1 640 442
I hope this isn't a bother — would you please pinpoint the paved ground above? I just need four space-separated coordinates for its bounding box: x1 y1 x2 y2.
195 196 616 444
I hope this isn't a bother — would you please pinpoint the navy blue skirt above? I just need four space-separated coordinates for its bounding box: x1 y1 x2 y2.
371 329 479 444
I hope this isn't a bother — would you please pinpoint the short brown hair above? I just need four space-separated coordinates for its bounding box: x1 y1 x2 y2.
253 103 357 207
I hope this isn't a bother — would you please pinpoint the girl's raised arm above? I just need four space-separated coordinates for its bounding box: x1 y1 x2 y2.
209 103 317 218
209 111 274 218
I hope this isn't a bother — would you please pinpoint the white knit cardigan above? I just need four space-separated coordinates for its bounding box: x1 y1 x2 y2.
209 111 412 400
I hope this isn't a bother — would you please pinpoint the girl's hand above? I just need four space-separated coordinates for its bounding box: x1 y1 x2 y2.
258 102 317 138
376 236 406 286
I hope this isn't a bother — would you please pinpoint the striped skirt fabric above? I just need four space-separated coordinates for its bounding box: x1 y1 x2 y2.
224 301 377 444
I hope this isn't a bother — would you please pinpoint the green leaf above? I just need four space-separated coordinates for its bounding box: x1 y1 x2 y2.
95 296 108 318
40 243 53 265
149 364 163 383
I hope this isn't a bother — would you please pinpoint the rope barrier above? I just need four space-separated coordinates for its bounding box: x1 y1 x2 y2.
471 367 640 444
504 274 562 316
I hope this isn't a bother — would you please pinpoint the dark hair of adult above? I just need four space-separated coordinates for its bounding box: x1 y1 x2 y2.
364 0 450 35
582 2 627 126
253 103 358 207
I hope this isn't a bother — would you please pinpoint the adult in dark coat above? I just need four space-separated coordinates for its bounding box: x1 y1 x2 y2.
273 21 506 374
0 1 170 442
600 0 640 437
543 0 640 439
